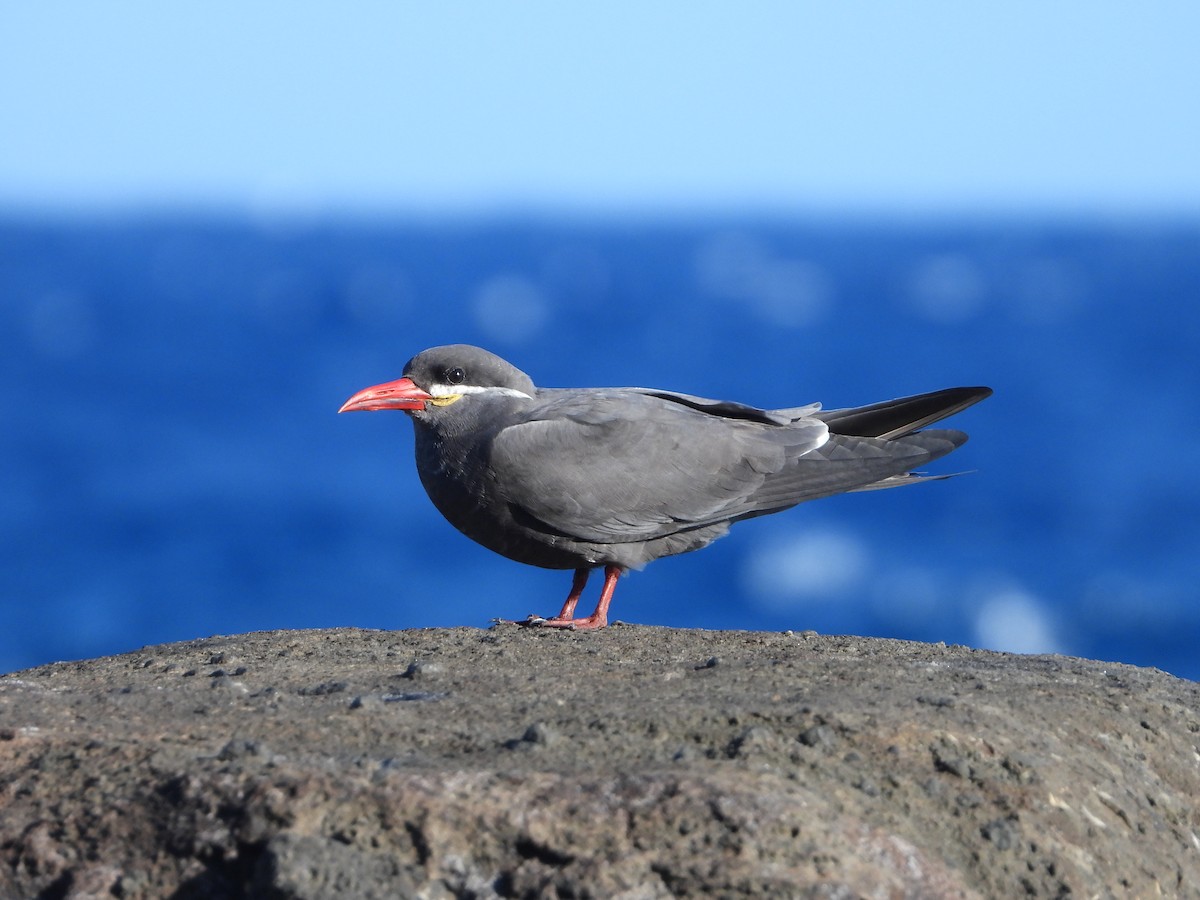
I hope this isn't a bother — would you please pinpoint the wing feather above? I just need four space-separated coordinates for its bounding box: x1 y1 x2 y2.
489 392 828 544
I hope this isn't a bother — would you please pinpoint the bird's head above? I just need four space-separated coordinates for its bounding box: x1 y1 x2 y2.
338 344 537 418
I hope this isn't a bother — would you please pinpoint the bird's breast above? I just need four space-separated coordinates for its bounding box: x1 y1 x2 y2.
412 427 587 569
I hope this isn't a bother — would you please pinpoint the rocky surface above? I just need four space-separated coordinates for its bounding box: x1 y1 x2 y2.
1 625 1198 898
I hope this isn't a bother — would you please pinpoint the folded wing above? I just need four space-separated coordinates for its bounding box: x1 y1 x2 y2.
489 391 827 544
489 385 988 546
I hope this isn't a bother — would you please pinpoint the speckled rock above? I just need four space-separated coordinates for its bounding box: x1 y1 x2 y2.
1 626 1197 898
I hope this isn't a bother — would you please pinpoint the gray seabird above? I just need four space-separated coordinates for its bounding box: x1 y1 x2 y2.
340 345 991 630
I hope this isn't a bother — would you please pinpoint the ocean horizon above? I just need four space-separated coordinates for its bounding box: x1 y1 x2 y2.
3 214 1197 680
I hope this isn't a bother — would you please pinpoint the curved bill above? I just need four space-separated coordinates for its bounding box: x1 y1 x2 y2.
338 377 432 413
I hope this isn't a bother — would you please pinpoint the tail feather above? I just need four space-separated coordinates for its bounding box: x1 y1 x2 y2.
816 386 992 440
732 388 990 521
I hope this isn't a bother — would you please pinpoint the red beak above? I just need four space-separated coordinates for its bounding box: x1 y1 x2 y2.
338 377 432 413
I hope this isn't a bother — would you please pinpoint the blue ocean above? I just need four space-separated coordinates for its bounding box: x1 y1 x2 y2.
2 216 1198 680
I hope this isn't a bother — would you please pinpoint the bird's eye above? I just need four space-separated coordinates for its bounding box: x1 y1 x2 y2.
446 367 466 385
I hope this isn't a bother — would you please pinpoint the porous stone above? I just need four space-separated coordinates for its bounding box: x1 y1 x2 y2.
1 626 1197 898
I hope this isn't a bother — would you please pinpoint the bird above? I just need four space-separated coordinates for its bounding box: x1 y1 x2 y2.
339 344 991 630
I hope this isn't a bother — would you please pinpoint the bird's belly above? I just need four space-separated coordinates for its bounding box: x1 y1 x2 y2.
417 464 588 570
412 430 732 571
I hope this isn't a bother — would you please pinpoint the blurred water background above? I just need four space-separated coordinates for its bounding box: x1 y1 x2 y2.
3 4 1199 679
3 215 1198 678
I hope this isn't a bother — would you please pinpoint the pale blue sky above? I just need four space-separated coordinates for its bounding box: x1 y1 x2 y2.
2 2 1198 216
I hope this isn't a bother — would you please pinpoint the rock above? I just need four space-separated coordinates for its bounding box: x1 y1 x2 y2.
0 626 1198 898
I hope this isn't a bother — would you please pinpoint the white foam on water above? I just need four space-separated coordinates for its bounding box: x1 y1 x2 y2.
472 274 550 344
972 584 1064 655
741 526 870 610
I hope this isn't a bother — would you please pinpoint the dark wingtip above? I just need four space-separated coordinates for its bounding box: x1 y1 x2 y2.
819 386 992 440
936 386 993 406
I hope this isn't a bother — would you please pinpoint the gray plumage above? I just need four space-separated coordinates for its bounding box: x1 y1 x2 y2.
341 344 991 628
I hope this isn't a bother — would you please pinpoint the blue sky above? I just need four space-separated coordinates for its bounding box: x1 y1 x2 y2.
2 2 1199 216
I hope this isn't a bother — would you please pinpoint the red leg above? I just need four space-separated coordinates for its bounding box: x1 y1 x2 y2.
530 565 623 630
554 568 590 619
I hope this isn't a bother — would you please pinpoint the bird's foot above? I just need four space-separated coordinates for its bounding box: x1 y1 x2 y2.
487 615 562 628
514 613 608 631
